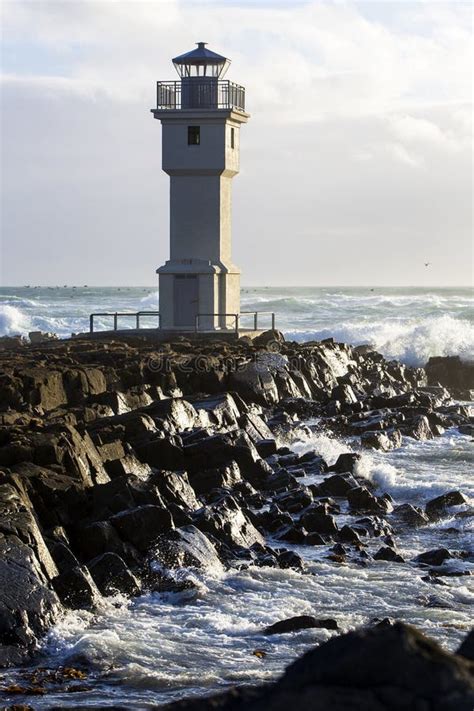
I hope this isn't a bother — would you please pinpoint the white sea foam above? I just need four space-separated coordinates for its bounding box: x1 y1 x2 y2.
1 287 472 366
285 314 473 366
139 291 159 309
0 304 31 335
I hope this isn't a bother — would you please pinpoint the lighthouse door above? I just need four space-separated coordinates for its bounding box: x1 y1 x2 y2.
174 275 198 328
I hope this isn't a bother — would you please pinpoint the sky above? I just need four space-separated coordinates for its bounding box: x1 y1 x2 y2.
0 0 472 286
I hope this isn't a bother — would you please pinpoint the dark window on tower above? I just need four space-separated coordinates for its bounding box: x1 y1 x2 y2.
230 127 235 149
188 126 200 145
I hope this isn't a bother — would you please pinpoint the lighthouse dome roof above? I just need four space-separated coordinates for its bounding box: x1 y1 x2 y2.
172 42 228 65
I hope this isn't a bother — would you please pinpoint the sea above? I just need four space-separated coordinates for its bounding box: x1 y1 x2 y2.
0 286 472 709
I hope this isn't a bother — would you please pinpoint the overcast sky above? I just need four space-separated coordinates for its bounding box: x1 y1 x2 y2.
1 0 472 286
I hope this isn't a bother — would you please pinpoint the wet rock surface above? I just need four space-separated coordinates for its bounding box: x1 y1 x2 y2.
0 333 472 678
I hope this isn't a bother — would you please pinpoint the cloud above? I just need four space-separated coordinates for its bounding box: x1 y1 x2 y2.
1 0 472 286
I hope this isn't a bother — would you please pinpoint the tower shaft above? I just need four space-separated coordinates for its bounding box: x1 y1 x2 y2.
152 45 249 331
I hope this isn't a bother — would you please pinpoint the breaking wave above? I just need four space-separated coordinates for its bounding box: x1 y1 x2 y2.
0 287 472 366
285 315 473 366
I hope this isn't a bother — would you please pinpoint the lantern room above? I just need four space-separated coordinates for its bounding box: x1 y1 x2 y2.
172 41 230 78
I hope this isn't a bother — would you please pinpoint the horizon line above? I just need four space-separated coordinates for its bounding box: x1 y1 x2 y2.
0 284 472 290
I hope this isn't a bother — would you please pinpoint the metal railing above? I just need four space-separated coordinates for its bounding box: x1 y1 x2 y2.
240 311 276 331
194 311 276 334
195 313 240 334
156 80 245 111
89 311 160 333
88 310 275 334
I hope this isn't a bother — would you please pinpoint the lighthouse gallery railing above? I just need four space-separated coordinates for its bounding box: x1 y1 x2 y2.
156 80 245 111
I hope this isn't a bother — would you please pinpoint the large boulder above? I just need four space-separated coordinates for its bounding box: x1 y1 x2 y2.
110 505 174 551
392 503 429 528
318 473 359 497
425 491 467 521
425 356 474 392
87 552 141 597
457 630 474 661
134 435 185 471
0 537 60 667
415 548 453 567
51 565 100 609
188 461 242 496
194 496 264 550
299 505 338 535
347 487 392 514
152 525 223 572
72 520 140 564
0 478 61 667
361 429 402 451
150 470 200 511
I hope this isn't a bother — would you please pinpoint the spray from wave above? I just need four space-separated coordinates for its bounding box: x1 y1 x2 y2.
0 304 31 336
285 315 473 366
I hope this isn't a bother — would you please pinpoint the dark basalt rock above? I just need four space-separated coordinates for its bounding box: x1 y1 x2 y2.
299 505 338 535
347 487 392 514
360 429 402 451
152 525 222 572
353 516 393 538
0 336 467 669
264 615 339 635
274 487 313 513
329 452 361 473
150 470 200 510
318 473 359 497
0 479 62 667
457 629 474 661
425 491 467 521
51 565 100 609
338 525 362 544
253 329 286 347
194 496 264 551
134 435 185 471
277 525 307 544
48 540 80 573
72 520 140 565
374 546 405 563
110 505 174 551
87 552 141 597
188 461 242 496
415 548 453 566
255 438 277 458
402 414 433 441
330 384 358 405
426 355 474 392
275 549 304 570
392 503 429 527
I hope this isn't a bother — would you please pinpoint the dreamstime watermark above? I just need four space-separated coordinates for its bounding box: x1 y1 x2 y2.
145 340 317 377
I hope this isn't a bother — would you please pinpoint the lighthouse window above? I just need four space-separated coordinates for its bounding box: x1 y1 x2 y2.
188 126 200 145
230 127 235 149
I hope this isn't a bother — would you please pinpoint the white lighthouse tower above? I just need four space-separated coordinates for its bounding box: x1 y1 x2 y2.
152 42 249 332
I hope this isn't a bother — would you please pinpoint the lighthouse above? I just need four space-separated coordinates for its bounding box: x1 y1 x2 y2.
152 42 249 332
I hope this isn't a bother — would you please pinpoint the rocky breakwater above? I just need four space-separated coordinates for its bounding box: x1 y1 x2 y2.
0 331 472 677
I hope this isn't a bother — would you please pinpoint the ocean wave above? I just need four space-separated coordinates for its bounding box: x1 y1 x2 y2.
1 289 472 367
139 291 160 309
0 296 41 308
285 314 473 366
0 304 31 336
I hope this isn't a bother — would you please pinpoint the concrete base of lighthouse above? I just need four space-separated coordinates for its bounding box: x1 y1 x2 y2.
157 258 240 332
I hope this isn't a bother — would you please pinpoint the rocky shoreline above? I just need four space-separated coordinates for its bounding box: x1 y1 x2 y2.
0 332 473 707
